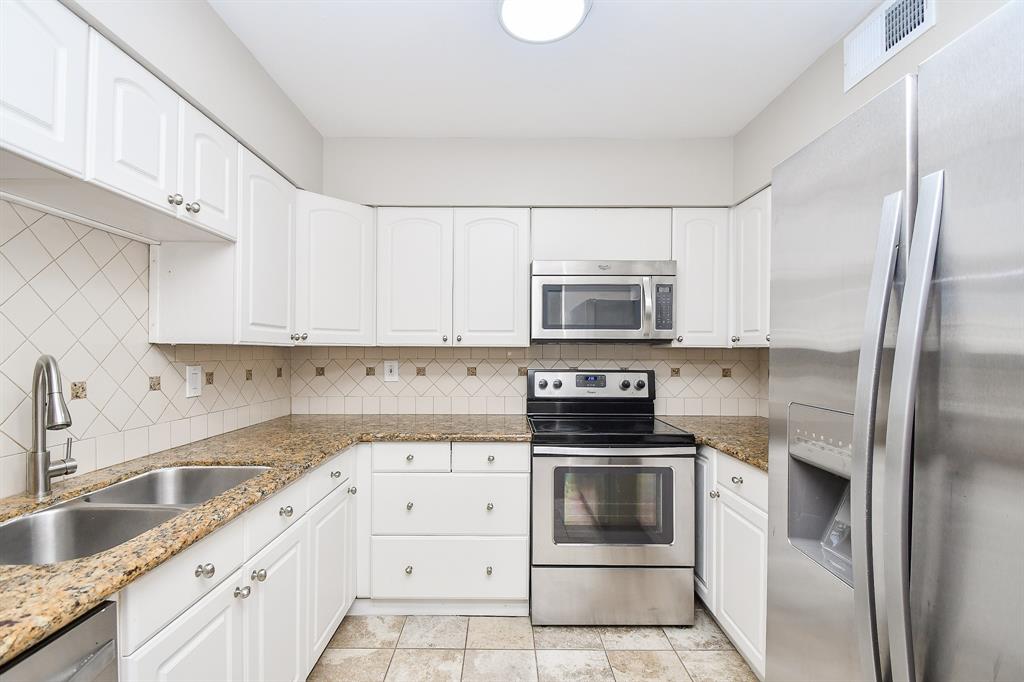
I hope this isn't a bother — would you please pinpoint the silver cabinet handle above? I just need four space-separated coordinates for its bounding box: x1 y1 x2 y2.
487 454 495 462
731 475 744 485
194 562 215 578
405 565 413 575
851 189 904 682
486 502 494 511
330 470 342 479
406 501 414 510
279 505 294 517
167 193 183 206
251 568 267 582
731 335 740 343
234 586 251 599
676 335 684 343
347 486 357 495
406 454 414 461
486 566 493 576
709 490 720 499
442 334 448 342
301 332 308 340
456 334 462 342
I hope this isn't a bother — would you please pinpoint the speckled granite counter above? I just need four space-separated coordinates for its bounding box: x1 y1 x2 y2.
0 414 529 666
659 416 769 472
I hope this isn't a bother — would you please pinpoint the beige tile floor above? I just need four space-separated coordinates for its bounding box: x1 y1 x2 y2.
307 604 757 682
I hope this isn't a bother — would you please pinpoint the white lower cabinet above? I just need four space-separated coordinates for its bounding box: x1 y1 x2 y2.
693 447 716 610
308 484 356 664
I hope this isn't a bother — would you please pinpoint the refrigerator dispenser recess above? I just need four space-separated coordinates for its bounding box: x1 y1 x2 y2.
787 403 855 585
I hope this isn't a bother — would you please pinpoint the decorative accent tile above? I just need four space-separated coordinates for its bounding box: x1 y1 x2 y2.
518 366 528 376
315 366 325 377
671 367 681 377
70 381 87 399
365 366 375 376
245 369 253 380
205 371 214 385
148 376 161 391
467 366 477 377
416 366 426 376
277 367 283 378
721 367 732 378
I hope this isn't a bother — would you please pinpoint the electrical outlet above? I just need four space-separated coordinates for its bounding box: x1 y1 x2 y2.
185 365 202 398
383 360 399 382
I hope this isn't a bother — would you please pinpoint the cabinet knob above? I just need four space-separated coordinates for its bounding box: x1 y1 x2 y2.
301 332 308 340
766 334 771 342
486 566 493 576
185 201 201 214
406 454 415 461
486 502 494 511
251 568 268 582
487 455 495 462
677 335 684 342
456 335 462 342
234 586 251 599
731 335 741 343
194 562 215 579
406 501 414 510
442 335 448 342
405 565 413 575
709 490 720 499
290 333 299 341
167 193 183 206
330 470 342 479
279 505 294 517
731 475 744 485
347 486 357 495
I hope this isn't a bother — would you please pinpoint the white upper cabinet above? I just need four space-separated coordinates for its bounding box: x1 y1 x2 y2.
237 148 295 345
178 101 238 239
672 208 730 347
730 188 771 347
531 208 672 261
453 208 530 347
377 207 454 346
295 192 375 346
0 0 88 176
87 31 179 211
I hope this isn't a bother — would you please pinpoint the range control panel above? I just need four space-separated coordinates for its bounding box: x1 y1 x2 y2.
530 370 654 399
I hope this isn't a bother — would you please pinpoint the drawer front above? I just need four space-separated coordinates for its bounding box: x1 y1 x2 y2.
308 448 355 506
716 453 768 511
244 476 311 556
119 516 246 655
371 536 528 600
372 473 529 536
452 442 530 473
373 442 450 472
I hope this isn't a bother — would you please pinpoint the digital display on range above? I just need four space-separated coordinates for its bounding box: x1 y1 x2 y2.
575 374 606 388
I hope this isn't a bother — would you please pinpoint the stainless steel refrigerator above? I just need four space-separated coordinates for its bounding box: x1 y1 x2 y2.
766 3 1023 681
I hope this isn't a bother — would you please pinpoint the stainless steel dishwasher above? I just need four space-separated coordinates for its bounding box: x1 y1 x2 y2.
0 602 117 682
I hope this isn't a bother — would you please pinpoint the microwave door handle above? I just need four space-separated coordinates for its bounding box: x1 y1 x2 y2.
642 276 653 337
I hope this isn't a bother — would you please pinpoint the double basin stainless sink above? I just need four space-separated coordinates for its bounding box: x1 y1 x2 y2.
0 466 270 565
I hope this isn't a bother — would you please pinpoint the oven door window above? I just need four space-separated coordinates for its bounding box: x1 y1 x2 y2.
553 466 674 545
541 284 642 331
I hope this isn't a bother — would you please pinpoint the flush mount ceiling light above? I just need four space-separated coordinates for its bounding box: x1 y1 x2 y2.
499 0 592 44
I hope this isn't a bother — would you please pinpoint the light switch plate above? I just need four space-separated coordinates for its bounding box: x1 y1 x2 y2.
185 365 202 398
383 360 399 382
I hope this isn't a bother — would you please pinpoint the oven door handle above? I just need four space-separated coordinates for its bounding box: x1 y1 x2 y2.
641 276 654 337
533 446 695 457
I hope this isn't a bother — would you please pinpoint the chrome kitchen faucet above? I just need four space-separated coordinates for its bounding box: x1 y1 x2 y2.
27 355 77 499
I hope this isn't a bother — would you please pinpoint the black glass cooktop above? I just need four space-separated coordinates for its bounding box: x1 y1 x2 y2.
529 416 695 447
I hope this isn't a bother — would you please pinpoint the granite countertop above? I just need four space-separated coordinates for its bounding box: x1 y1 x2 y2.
0 414 529 666
659 416 769 472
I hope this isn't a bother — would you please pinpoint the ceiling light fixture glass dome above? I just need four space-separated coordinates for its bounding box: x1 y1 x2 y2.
499 0 592 44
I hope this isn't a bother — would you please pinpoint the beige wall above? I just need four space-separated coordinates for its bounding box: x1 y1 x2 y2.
66 0 324 191
323 137 733 207
732 0 1009 202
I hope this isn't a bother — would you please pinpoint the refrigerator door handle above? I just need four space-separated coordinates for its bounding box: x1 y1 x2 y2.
851 190 904 682
884 170 945 682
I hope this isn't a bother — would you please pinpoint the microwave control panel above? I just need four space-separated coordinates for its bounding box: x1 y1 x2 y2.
655 284 674 330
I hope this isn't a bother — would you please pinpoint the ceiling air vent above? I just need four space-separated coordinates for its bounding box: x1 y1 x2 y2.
843 0 936 91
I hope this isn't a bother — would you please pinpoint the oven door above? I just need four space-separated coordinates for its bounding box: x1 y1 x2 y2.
532 275 650 341
532 447 694 567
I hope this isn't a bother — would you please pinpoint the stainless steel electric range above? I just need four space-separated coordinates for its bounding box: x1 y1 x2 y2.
527 368 697 626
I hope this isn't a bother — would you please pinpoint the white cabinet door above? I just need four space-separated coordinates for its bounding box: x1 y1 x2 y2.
237 148 294 345
672 208 729 347
122 568 246 682
694 447 716 611
729 188 771 347
0 0 88 176
245 517 308 682
307 486 353 665
377 207 453 346
179 101 238 239
453 208 530 347
715 487 768 678
295 192 375 345
531 208 672 261
87 31 179 211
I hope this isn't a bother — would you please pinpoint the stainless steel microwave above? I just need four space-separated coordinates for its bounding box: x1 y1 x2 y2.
531 260 676 341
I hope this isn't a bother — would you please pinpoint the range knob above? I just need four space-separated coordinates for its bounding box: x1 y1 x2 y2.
538 379 548 389
635 379 646 390
620 380 631 390
552 379 563 389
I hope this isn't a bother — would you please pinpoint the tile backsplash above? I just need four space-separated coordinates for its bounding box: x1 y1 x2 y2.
0 200 290 497
292 344 768 417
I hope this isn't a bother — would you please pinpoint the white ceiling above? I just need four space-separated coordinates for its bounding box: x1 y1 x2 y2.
210 0 875 139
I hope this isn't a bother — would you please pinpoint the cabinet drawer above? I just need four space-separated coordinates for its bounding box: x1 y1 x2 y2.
716 453 768 511
308 448 355 506
244 476 310 556
452 443 530 472
373 442 450 472
371 536 528 600
119 515 245 655
372 473 529 535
